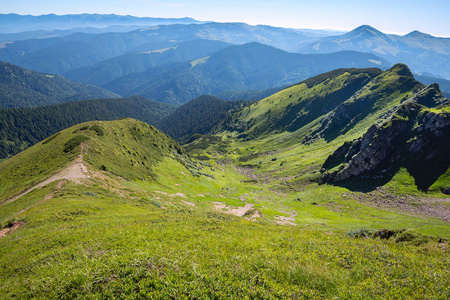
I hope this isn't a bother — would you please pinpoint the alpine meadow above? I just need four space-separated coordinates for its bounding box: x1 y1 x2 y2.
0 5 449 299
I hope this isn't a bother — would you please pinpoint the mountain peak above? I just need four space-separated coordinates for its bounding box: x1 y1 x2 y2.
349 25 384 36
404 30 433 39
387 63 414 77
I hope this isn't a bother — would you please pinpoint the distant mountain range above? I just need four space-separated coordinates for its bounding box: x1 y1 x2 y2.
64 39 231 86
1 19 450 85
0 13 203 34
300 25 450 79
0 22 321 75
102 42 391 105
0 61 119 108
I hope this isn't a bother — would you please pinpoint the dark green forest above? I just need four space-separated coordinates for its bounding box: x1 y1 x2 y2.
0 61 119 108
156 95 250 142
0 96 175 158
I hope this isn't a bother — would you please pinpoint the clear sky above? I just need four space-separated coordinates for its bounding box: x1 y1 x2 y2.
2 0 450 37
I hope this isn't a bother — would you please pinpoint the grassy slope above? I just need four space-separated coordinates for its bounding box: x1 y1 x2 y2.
0 75 449 298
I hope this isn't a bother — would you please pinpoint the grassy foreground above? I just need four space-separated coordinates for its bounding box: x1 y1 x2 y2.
1 182 449 299
0 118 449 298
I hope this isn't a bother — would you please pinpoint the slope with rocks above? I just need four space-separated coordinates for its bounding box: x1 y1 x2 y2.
321 84 450 192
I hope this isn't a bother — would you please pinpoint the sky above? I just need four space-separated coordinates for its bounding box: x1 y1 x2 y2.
2 0 450 37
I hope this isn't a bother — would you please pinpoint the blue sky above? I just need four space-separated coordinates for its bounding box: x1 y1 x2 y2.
2 0 450 37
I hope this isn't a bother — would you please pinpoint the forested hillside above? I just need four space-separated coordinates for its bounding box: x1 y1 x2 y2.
0 61 119 108
0 96 174 158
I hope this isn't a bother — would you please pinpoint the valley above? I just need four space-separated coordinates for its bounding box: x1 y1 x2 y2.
0 12 449 299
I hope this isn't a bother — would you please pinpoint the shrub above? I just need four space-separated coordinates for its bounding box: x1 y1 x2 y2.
346 228 373 238
63 135 89 153
90 125 104 136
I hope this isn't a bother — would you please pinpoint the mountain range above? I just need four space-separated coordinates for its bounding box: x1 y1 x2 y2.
0 13 203 34
102 43 391 105
0 22 321 75
0 14 449 298
301 25 450 79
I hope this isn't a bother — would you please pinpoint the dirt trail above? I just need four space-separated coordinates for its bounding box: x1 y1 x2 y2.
2 143 90 206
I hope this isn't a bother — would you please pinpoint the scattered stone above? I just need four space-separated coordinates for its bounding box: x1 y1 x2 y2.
441 187 450 195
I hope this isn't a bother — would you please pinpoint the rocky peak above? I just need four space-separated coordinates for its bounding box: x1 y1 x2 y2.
387 63 414 78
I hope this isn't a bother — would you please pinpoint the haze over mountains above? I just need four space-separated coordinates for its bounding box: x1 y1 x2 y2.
301 25 450 79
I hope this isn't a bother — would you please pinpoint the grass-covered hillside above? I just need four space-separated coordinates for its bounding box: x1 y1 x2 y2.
0 61 119 108
1 66 449 298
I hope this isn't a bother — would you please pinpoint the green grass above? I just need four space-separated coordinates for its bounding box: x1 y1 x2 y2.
1 70 449 300
0 181 449 299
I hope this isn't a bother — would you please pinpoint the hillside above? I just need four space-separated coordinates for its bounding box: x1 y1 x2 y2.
321 84 450 192
105 43 390 105
300 25 450 79
1 118 449 298
0 61 119 108
198 64 450 197
0 96 175 159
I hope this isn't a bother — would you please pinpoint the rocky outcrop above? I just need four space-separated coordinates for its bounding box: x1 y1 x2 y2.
321 84 450 191
304 64 422 144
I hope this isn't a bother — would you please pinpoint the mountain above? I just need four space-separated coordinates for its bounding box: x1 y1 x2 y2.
0 96 175 159
0 118 191 201
1 70 449 298
104 42 391 105
215 63 449 194
321 88 450 191
0 22 321 75
0 61 119 108
64 39 231 86
221 67 384 139
0 13 202 33
300 25 450 79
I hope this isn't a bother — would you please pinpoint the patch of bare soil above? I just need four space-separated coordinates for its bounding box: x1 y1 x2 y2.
0 221 25 239
213 202 255 217
173 193 186 198
347 188 450 222
182 200 196 207
274 211 298 226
